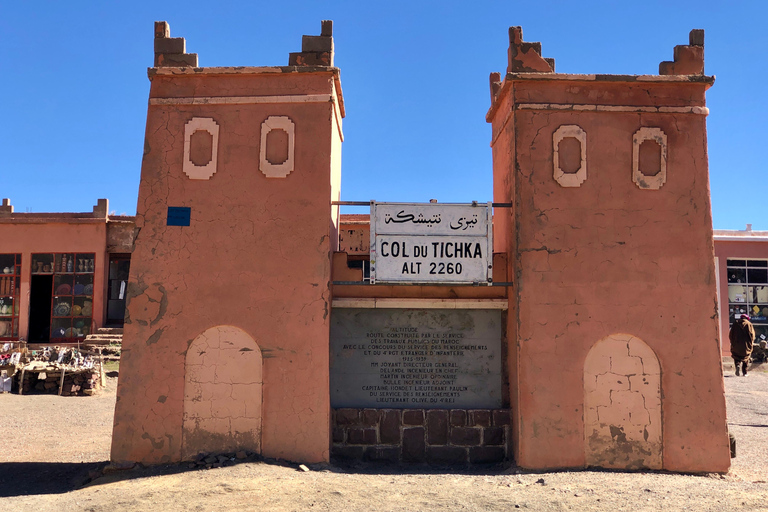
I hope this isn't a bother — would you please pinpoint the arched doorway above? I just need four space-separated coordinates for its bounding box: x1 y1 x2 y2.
584 333 662 469
182 325 262 460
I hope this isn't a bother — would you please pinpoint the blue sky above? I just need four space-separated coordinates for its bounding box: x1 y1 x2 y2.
1 1 766 229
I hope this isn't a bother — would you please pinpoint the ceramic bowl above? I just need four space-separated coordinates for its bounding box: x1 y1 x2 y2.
54 303 71 316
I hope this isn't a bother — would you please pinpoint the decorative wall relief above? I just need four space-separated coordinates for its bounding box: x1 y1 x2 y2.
183 117 220 180
632 127 667 190
553 125 587 188
260 116 295 178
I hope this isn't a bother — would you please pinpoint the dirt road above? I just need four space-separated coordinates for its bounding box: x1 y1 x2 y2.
0 368 766 511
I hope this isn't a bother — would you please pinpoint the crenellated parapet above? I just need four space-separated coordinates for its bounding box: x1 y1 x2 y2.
659 29 705 75
507 26 555 74
153 21 198 67
289 20 334 66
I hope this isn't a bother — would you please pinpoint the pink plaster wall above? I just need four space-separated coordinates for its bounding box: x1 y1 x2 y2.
111 68 342 464
0 220 108 340
489 76 730 473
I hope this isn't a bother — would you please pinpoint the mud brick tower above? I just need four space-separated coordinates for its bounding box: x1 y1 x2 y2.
487 28 730 472
111 21 344 464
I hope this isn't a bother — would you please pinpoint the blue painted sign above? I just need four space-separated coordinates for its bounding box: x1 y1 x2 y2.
167 207 191 226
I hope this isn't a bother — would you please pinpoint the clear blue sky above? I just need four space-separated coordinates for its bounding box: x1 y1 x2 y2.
1 1 765 229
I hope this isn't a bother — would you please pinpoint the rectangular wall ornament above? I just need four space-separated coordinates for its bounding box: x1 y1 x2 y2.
167 206 191 226
330 308 503 409
370 202 493 284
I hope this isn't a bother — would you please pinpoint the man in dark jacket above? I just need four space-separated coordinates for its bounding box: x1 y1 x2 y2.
729 314 755 376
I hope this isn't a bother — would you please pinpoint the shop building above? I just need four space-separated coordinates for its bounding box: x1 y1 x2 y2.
0 198 134 345
715 227 768 355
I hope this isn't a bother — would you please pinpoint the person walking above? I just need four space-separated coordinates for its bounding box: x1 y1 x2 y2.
729 314 755 376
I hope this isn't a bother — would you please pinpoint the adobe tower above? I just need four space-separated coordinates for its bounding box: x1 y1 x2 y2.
488 28 730 472
111 21 344 464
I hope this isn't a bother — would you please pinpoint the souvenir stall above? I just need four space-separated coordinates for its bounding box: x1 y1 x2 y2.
0 198 135 346
14 345 104 396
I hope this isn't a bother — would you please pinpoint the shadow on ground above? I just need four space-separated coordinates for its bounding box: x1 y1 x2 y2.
0 461 106 497
0 456 718 498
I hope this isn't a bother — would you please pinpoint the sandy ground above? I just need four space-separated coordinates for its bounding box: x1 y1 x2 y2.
0 366 767 511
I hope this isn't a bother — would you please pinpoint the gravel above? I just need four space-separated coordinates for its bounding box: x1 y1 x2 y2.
0 368 766 511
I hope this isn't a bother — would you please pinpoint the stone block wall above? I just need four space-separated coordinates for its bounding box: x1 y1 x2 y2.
16 368 102 396
332 408 510 464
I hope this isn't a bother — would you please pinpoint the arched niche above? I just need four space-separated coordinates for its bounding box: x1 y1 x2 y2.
584 333 662 470
182 325 262 460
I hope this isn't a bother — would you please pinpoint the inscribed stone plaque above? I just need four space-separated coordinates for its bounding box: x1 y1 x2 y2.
330 308 502 409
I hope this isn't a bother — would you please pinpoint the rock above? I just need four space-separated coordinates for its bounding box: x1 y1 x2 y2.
217 455 228 463
103 461 136 474
299 464 310 472
204 455 217 464
235 451 247 460
82 388 95 396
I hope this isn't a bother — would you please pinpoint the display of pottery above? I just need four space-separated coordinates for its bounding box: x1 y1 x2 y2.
56 284 71 295
2 267 11 274
0 322 7 336
72 305 82 316
74 283 85 295
83 284 93 295
36 262 43 273
82 301 93 317
54 302 71 316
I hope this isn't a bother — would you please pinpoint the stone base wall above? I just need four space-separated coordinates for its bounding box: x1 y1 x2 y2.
15 368 102 396
332 408 511 464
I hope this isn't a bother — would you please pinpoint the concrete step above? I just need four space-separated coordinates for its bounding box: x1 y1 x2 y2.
96 327 123 335
84 337 122 344
84 332 123 346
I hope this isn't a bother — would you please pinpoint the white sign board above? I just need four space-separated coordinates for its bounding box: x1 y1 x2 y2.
370 202 493 284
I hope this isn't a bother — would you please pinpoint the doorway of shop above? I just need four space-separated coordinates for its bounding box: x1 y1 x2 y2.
106 255 130 327
29 274 53 342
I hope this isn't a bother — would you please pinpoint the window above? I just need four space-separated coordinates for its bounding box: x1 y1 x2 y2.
727 258 768 341
0 254 21 340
